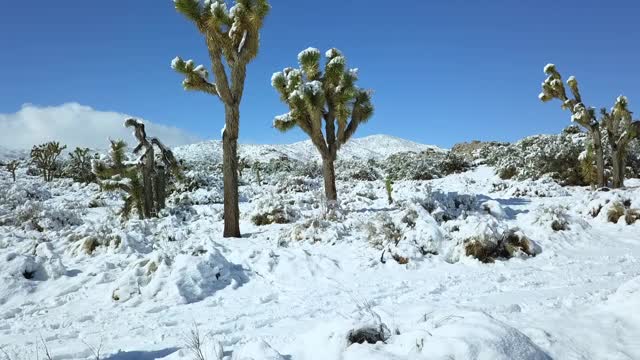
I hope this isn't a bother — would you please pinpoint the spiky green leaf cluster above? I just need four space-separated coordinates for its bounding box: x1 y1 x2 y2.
172 0 270 100
93 140 145 219
539 64 596 128
271 48 374 151
602 95 634 147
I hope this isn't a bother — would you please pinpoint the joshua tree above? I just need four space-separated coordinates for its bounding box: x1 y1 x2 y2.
30 141 67 182
171 0 270 238
94 120 182 219
5 160 19 182
271 48 374 202
600 96 635 188
125 118 156 218
67 147 97 183
539 64 605 187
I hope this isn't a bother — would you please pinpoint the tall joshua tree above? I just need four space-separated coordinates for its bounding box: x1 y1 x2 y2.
601 96 635 188
539 64 605 187
171 0 270 238
271 48 374 203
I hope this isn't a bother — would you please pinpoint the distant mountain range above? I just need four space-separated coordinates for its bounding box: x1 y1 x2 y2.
174 134 445 164
0 135 444 164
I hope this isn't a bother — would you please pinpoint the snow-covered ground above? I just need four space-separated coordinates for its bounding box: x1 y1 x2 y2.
1 142 640 359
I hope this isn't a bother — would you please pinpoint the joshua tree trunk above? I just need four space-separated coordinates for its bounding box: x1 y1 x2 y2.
322 156 338 202
10 171 16 182
590 127 606 188
611 150 625 188
223 104 241 238
154 166 166 211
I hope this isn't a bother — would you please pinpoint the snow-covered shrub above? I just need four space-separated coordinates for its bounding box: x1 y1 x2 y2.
251 195 300 226
287 216 348 244
383 151 444 181
414 188 476 224
0 182 52 210
364 205 445 263
625 208 640 225
111 253 171 302
502 177 569 198
607 202 626 223
112 248 241 304
446 215 539 263
439 152 471 175
480 132 586 185
464 229 538 263
336 159 381 181
3 243 66 281
276 176 319 194
68 233 122 256
527 205 578 231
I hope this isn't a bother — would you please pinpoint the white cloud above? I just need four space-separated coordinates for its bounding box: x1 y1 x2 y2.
0 103 202 150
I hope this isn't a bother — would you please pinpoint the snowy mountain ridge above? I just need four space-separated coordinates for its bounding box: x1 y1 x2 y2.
174 134 444 164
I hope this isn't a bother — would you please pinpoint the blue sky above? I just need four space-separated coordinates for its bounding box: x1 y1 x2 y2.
1 0 638 147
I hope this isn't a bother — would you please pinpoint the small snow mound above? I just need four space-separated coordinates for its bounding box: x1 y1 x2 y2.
294 310 550 360
3 248 66 281
113 248 243 304
232 339 285 360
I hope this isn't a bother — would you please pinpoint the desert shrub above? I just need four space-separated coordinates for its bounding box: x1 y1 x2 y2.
498 166 517 180
336 159 380 181
607 202 626 223
439 152 470 175
276 176 320 194
383 150 445 181
480 133 586 185
415 188 476 224
251 195 299 226
625 208 640 225
348 324 391 345
68 233 122 256
465 229 536 263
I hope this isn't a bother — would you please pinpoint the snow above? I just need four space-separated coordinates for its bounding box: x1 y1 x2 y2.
1 139 640 360
210 1 228 15
171 56 181 69
325 48 342 58
273 113 294 127
174 134 445 164
543 63 555 73
297 47 320 63
194 64 208 79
